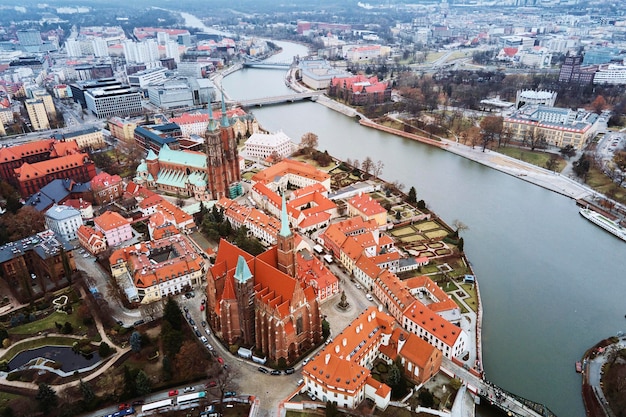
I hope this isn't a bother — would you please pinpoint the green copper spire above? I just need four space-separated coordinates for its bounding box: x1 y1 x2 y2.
234 255 253 283
221 94 230 128
279 192 291 237
207 106 219 132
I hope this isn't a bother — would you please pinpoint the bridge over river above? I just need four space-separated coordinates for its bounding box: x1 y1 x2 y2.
442 357 558 417
235 92 324 108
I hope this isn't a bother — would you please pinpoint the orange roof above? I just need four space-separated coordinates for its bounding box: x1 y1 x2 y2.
334 216 378 235
404 275 458 313
404 300 462 348
296 250 338 292
377 269 414 311
304 353 369 393
94 210 130 231
298 211 331 229
251 159 330 185
348 193 386 216
379 328 439 369
77 225 104 244
14 153 90 181
91 171 123 190
341 236 364 263
139 193 164 209
0 139 54 162
50 140 80 157
290 182 327 199
355 255 382 279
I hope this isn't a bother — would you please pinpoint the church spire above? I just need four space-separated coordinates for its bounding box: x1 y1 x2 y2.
207 106 219 132
279 192 291 237
221 94 230 128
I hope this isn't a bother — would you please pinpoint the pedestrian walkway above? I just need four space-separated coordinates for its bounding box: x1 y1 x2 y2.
0 286 131 393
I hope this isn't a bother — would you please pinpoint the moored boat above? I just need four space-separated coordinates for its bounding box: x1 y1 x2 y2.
579 208 626 242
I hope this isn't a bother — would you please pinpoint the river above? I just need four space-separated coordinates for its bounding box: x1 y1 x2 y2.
218 39 626 417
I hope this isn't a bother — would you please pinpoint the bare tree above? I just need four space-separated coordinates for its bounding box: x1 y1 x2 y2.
374 160 384 177
452 219 469 235
300 132 319 154
361 156 374 174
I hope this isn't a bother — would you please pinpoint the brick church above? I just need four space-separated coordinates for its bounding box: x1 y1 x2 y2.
135 98 240 201
205 197 323 364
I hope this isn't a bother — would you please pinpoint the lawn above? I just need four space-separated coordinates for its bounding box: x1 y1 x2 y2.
390 226 415 236
415 221 440 231
586 167 626 206
400 235 425 243
9 309 88 336
495 147 567 172
425 230 449 239
449 293 469 314
460 283 479 312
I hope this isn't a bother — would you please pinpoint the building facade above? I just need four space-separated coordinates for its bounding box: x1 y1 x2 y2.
94 210 133 247
45 204 83 241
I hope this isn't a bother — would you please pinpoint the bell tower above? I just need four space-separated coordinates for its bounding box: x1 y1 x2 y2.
276 193 295 277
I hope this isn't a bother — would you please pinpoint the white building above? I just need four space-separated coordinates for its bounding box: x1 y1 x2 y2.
244 131 295 161
128 67 168 89
45 205 83 241
85 87 143 118
593 63 626 85
147 80 194 110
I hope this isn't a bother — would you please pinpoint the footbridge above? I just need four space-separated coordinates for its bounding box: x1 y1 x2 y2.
442 357 558 417
237 92 324 108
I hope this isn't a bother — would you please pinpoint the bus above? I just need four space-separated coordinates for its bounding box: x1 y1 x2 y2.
141 399 173 413
177 391 206 405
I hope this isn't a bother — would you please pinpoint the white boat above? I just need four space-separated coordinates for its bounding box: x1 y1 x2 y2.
579 208 626 241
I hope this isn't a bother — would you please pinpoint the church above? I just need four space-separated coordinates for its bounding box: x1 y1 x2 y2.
205 196 323 364
135 99 241 201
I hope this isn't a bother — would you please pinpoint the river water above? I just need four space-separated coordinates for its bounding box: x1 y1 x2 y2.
219 41 626 417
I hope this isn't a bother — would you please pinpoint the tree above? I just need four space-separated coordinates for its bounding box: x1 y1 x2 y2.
162 298 182 331
300 132 319 154
325 401 339 417
135 370 152 395
322 319 331 339
452 219 468 237
99 342 112 358
591 95 607 114
174 340 208 380
36 383 58 414
407 186 417 204
129 331 142 353
80 379 95 404
374 160 384 177
573 154 590 181
559 145 577 159
545 154 560 171
418 389 435 407
361 156 374 174
479 115 503 151
269 150 284 163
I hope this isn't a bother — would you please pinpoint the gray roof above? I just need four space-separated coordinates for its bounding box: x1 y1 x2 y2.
45 204 81 221
24 178 92 212
0 229 73 264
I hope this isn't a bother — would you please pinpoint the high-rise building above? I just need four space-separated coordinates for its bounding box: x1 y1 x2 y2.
65 39 82 57
32 90 56 118
25 99 50 131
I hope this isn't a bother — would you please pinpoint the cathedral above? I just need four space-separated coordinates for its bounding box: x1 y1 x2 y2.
205 196 323 364
135 98 241 201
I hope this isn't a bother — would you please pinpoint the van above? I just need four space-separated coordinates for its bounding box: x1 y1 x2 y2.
296 378 304 386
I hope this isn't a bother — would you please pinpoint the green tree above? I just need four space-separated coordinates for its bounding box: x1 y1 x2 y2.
325 401 339 417
407 186 417 204
161 321 183 357
162 354 173 381
418 389 435 407
573 154 590 181
162 298 182 331
322 319 331 339
129 331 142 353
135 370 152 395
80 379 95 404
35 383 58 414
98 342 112 358
559 145 577 159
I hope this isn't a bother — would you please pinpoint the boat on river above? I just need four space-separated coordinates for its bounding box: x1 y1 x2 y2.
579 208 626 241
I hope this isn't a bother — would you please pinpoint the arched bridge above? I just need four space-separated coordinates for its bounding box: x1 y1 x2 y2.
237 92 324 108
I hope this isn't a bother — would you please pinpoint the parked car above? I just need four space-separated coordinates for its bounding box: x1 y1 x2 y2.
270 370 281 375
224 391 237 398
366 293 374 301
189 318 195 326
118 403 130 410
206 381 217 388
168 390 178 397
131 400 145 406
133 319 145 326
183 306 189 312
200 336 208 344
285 368 295 374
194 329 201 337
258 367 270 374
217 357 224 364
183 386 195 393
201 320 207 327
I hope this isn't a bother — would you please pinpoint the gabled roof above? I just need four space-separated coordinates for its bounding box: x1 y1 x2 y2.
379 328 439 369
348 193 386 216
14 153 90 181
94 210 130 231
0 139 54 162
91 171 123 190
403 300 462 348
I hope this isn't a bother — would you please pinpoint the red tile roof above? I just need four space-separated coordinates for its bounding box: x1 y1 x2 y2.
348 193 386 216
94 210 130 231
14 153 90 181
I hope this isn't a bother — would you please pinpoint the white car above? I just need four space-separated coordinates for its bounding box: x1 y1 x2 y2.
366 294 374 301
183 386 195 393
200 336 208 344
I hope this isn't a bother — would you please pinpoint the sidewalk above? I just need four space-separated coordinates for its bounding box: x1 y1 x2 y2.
0 286 130 392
